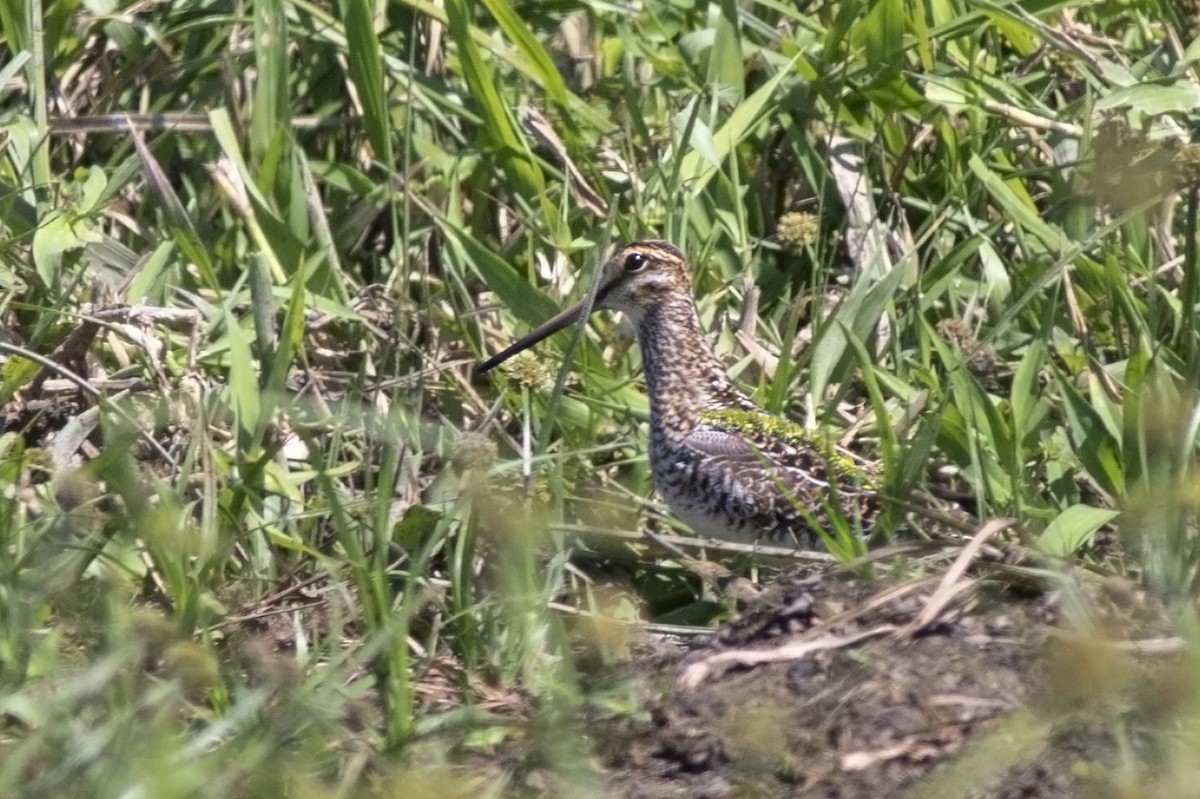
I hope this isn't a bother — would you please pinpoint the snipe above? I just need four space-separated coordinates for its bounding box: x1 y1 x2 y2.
477 241 879 547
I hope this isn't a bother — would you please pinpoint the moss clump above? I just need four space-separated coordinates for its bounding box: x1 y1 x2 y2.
697 408 877 488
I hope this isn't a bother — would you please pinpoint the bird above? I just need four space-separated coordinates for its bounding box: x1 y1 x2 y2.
476 240 880 548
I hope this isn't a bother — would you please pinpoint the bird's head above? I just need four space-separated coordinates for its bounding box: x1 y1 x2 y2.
476 240 693 375
588 240 692 321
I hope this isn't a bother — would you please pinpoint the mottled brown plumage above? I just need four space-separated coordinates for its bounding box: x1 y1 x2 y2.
477 241 879 547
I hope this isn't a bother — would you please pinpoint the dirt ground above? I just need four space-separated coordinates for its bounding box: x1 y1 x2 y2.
592 564 1183 799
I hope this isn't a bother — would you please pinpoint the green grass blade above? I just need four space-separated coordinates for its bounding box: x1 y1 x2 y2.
340 0 394 167
674 54 798 196
479 0 571 108
708 0 744 102
252 0 289 160
128 123 219 290
443 0 545 203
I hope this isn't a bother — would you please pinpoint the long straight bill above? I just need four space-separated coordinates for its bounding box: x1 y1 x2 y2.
475 299 590 375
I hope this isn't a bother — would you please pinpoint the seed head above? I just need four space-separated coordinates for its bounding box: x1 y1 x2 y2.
500 350 553 391
777 212 820 250
450 432 498 475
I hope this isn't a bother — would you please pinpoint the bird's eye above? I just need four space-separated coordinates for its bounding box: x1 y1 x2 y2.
624 252 647 271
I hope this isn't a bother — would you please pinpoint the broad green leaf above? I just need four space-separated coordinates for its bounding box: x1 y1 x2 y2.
1087 371 1124 444
1038 504 1119 557
926 319 1015 506
31 208 101 291
0 9 28 54
1184 33 1200 68
977 238 1011 305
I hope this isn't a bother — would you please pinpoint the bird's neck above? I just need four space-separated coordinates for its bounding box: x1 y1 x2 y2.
635 299 746 437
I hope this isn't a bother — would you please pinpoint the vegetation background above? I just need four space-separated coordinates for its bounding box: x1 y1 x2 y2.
1 0 1199 795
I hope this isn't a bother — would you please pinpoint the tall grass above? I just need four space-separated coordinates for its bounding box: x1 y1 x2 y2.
0 0 1199 794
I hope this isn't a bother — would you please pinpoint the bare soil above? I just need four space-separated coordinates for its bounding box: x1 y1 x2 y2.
593 569 1176 799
